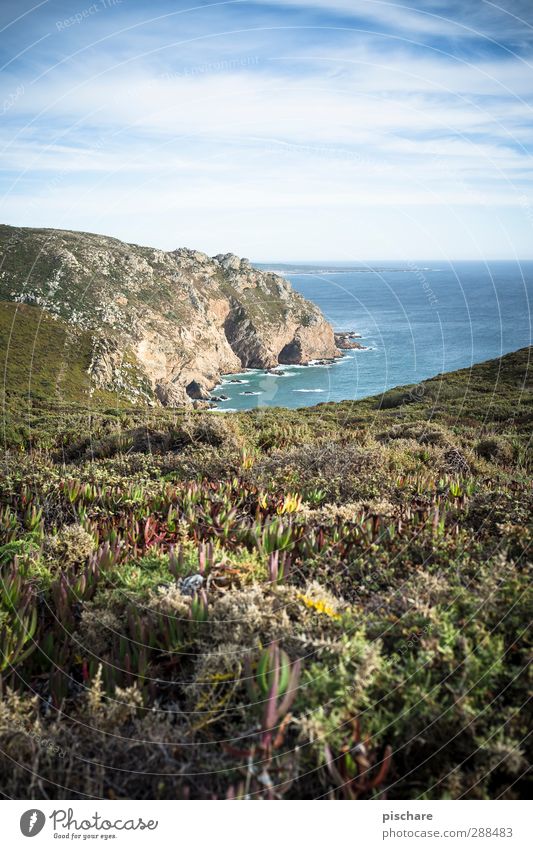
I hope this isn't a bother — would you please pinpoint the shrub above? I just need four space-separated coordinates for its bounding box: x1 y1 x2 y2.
43 524 95 570
475 436 514 464
376 390 411 409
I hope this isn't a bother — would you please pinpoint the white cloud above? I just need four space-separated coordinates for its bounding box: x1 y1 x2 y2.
0 0 532 258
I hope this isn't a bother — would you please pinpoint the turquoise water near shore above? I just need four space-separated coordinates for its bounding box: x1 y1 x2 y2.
212 261 533 410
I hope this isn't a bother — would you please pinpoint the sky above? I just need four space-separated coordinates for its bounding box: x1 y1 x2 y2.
0 0 532 260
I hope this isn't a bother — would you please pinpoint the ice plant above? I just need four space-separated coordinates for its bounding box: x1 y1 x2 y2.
0 561 37 675
190 589 209 624
324 719 392 799
267 550 291 584
224 642 302 798
253 518 295 556
277 492 303 515
244 641 301 751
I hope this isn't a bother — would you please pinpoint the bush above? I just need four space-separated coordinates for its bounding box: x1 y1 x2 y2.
475 436 514 464
376 390 411 409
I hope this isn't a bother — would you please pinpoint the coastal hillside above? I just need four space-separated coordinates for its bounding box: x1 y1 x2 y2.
0 224 339 406
0 348 530 799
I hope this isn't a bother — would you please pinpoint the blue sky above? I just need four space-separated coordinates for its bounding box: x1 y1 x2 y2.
1 0 532 259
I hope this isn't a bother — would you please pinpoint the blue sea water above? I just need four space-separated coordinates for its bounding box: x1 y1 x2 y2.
212 261 533 411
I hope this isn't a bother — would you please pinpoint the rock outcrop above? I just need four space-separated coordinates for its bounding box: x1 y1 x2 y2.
0 224 340 405
335 332 367 351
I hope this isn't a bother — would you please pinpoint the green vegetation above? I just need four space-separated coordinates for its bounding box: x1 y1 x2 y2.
0 348 531 799
0 300 146 448
0 301 117 405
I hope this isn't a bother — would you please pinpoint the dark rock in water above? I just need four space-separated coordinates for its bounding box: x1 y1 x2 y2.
335 333 367 350
335 331 366 351
219 394 229 401
243 391 256 395
229 379 245 384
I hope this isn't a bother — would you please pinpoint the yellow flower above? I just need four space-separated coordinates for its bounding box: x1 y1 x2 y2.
277 492 303 514
297 593 341 620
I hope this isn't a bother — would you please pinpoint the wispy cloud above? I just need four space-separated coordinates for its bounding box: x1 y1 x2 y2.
0 0 532 258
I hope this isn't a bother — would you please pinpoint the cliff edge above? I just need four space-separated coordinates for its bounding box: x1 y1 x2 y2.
0 225 340 406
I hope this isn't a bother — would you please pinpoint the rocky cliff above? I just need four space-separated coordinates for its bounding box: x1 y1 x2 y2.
0 225 340 406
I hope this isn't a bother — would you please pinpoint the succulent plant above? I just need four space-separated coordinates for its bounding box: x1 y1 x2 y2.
324 719 392 800
0 559 40 683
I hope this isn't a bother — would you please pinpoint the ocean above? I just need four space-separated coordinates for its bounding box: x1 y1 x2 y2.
211 261 533 411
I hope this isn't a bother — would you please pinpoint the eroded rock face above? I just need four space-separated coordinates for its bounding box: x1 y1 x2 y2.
0 225 340 405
